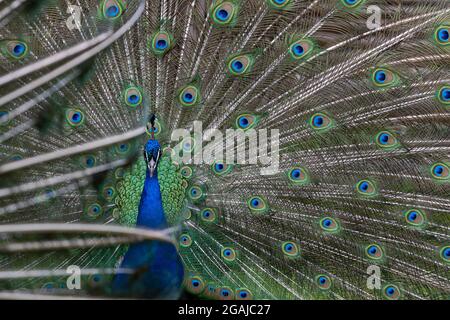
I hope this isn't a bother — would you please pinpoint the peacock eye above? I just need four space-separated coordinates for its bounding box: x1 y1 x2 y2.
435 25 449 46
179 233 192 247
236 288 252 300
211 2 237 25
267 0 291 9
200 207 217 222
102 185 116 201
221 247 236 262
437 86 450 105
65 109 85 127
430 162 449 180
356 179 377 196
320 217 339 232
150 31 173 56
371 68 398 88
115 143 130 154
289 39 314 60
341 0 363 7
440 246 450 262
218 287 234 300
316 275 332 290
85 203 103 219
287 166 309 185
404 209 425 227
375 131 399 149
124 86 143 107
185 275 205 294
178 85 200 107
235 113 259 130
366 244 384 260
212 161 233 176
80 154 96 168
310 113 333 131
180 166 193 179
282 241 300 258
101 0 125 19
247 196 269 214
227 54 254 76
3 40 29 59
383 285 401 300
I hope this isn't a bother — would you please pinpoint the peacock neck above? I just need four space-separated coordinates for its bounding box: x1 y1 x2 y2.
136 169 167 230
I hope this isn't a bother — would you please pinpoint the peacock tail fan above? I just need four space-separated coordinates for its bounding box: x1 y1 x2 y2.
0 0 449 299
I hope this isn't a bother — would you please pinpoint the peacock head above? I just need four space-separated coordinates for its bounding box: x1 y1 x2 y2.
144 139 161 178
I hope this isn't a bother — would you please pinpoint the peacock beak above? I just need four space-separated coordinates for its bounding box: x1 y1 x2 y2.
148 157 157 177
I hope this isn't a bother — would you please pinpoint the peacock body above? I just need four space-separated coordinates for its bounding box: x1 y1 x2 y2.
0 0 449 300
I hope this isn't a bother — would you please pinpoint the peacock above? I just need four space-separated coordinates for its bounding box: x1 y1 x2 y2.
0 0 448 300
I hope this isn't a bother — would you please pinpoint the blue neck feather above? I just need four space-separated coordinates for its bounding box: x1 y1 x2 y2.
136 170 167 229
112 165 184 298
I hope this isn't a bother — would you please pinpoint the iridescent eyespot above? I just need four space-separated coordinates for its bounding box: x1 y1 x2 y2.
211 1 238 26
212 161 233 176
178 85 200 107
247 196 269 214
341 0 364 8
434 25 449 46
282 241 300 258
430 162 449 180
289 39 314 60
356 179 377 196
365 244 383 260
202 283 217 299
150 31 173 56
316 275 332 290
80 155 96 168
404 209 425 227
436 86 450 105
123 86 143 107
114 167 124 179
65 109 85 127
217 287 234 300
8 154 23 162
101 0 125 19
179 234 192 248
41 282 56 291
227 54 254 76
383 285 400 300
310 113 333 131
0 111 9 126
181 136 196 153
85 203 103 219
2 40 29 59
440 246 450 262
235 113 259 130
88 274 107 288
267 0 291 9
185 275 205 294
371 68 398 88
200 207 217 223
375 131 399 149
188 185 204 201
115 142 131 155
236 288 252 300
146 119 162 137
221 247 236 262
182 208 192 220
180 166 193 179
102 185 116 202
287 166 309 185
320 217 339 232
